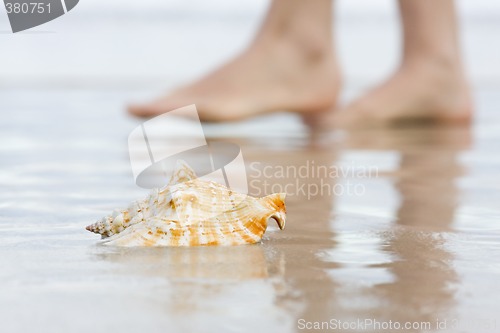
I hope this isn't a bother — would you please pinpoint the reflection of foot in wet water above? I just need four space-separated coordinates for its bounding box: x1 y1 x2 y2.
332 127 470 329
213 127 469 327
244 137 341 324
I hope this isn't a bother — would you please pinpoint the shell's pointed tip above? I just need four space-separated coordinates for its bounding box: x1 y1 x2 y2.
85 224 96 233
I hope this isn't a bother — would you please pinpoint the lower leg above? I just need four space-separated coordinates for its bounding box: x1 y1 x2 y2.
129 0 340 121
400 0 461 65
338 0 472 126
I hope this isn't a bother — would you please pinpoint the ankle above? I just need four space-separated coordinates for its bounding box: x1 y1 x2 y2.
255 28 334 65
400 51 466 83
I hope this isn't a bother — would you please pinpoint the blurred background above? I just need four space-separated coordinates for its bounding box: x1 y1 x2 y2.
1 3 500 332
0 0 499 97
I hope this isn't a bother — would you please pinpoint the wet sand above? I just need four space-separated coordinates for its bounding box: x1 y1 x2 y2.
0 90 499 333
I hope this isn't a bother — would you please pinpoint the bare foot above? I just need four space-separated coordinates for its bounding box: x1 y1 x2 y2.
128 39 340 122
334 58 473 128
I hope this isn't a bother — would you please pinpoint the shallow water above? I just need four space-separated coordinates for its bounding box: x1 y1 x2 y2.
0 90 499 333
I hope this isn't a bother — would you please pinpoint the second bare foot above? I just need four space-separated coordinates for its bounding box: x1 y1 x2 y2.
335 58 473 128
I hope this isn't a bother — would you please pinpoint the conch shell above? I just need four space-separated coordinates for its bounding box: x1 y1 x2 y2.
86 161 286 247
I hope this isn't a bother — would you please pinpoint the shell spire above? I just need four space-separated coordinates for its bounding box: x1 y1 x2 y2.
86 160 195 239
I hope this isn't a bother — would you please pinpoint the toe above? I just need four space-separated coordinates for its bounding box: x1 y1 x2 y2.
127 103 159 118
127 97 187 118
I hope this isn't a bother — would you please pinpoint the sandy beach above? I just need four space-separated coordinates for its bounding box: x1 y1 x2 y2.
1 1 499 332
1 90 499 332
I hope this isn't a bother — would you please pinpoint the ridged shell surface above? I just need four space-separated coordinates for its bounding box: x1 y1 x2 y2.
86 161 286 247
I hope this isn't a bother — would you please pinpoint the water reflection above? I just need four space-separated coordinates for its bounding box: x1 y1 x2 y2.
96 245 270 280
243 140 340 325
242 126 470 331
331 126 470 331
94 243 289 331
92 134 340 331
91 125 471 332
